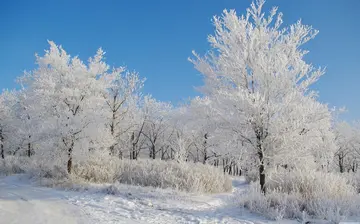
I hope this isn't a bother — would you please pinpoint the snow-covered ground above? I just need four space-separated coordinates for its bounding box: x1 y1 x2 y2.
0 175 299 224
0 175 91 224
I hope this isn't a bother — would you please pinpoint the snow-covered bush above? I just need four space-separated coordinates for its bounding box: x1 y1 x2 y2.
28 161 68 180
244 168 259 183
73 153 121 183
118 159 232 193
240 169 360 222
73 153 232 193
0 154 67 182
267 169 356 199
240 182 304 220
0 156 30 175
344 172 360 193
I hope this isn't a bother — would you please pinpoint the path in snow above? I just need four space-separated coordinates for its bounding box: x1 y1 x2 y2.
66 178 269 224
0 175 297 224
0 175 139 224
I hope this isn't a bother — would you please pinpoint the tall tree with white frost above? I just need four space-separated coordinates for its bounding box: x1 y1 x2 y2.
186 98 222 164
141 96 173 160
190 0 335 193
20 41 114 173
0 95 7 159
0 91 16 159
105 68 145 157
11 90 39 157
0 90 39 158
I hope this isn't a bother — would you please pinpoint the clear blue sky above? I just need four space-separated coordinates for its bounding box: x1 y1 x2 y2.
1 0 359 120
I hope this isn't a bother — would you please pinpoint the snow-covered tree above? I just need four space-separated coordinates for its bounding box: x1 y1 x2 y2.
0 91 17 158
190 97 256 172
334 121 360 173
105 68 145 157
19 41 114 173
120 97 147 160
141 96 173 160
185 98 221 164
189 0 335 193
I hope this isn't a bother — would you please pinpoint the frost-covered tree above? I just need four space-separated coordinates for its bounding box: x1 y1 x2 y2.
141 96 173 160
19 41 114 173
350 122 360 172
0 91 16 159
190 0 335 193
167 107 195 162
10 89 40 157
0 90 37 158
0 98 6 159
185 98 221 164
334 121 360 173
105 68 145 157
120 96 147 160
190 97 254 173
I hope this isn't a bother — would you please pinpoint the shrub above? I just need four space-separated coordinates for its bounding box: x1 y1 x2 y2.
343 172 360 193
239 169 360 223
73 153 232 193
0 156 29 175
0 155 69 187
244 168 259 183
72 154 120 183
28 161 68 180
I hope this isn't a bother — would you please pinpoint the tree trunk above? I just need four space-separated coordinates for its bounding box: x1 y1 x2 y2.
196 148 199 162
223 159 225 173
27 114 32 157
27 135 31 157
0 144 3 159
110 145 115 156
132 146 136 160
67 154 72 174
203 133 208 164
339 154 344 173
111 111 115 136
258 151 266 194
255 128 266 194
203 149 207 164
0 129 4 159
109 106 116 156
130 132 135 160
161 147 166 160
151 145 156 159
67 140 74 174
118 150 123 159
